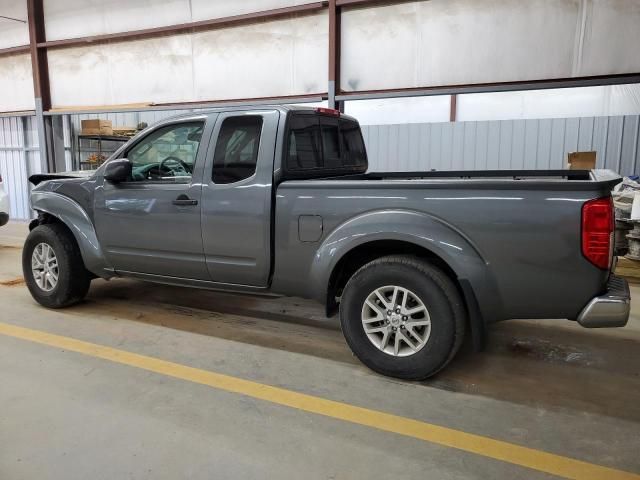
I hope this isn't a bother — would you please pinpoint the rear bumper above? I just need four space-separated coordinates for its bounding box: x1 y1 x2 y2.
577 275 630 328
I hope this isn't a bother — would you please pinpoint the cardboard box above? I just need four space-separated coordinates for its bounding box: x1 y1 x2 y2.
568 151 596 170
81 119 113 135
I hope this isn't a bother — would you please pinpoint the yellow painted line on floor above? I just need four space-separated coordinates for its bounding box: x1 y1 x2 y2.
1 321 637 480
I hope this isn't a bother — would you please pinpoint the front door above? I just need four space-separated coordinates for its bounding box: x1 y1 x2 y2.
94 117 213 280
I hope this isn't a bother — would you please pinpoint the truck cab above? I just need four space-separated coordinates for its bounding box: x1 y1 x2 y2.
90 106 365 288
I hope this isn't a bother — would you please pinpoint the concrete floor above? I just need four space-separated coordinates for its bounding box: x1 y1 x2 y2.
1 221 639 479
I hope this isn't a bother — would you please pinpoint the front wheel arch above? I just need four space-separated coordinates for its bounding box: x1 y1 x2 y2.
30 190 114 278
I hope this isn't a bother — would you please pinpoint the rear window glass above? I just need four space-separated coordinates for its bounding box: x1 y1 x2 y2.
287 115 322 170
340 119 367 167
321 117 342 169
286 114 367 173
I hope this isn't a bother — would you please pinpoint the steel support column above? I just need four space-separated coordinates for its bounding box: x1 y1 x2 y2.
449 94 457 122
27 0 53 173
328 0 343 111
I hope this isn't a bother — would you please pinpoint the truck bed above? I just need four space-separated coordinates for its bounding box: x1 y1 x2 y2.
272 169 620 324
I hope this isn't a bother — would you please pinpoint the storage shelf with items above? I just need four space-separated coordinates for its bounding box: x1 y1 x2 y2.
76 134 128 171
74 119 141 171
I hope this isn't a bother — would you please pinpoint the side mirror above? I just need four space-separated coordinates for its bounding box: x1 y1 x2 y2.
104 158 132 183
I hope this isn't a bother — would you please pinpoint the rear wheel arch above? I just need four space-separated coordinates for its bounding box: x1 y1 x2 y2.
327 239 458 310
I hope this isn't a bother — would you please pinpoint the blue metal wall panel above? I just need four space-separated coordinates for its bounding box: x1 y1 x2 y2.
361 115 640 175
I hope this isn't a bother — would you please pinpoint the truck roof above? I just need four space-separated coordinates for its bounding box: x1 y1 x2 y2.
159 104 358 124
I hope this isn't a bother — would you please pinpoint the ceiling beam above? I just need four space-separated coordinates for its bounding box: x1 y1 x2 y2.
43 93 328 116
0 44 31 57
335 73 640 101
336 0 416 7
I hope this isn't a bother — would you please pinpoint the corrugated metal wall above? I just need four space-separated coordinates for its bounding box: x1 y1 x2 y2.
362 115 640 174
0 116 41 221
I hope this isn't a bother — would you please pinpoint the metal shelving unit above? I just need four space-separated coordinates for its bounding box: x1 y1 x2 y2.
75 134 129 170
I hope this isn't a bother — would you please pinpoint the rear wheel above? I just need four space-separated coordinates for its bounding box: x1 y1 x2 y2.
340 255 465 380
22 224 91 308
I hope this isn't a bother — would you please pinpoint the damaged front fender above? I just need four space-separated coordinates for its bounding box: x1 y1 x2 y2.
30 191 114 279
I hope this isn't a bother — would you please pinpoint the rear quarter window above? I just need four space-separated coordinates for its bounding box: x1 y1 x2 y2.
287 115 322 170
340 119 367 168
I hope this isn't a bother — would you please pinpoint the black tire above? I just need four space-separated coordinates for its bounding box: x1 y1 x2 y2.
22 223 91 308
340 255 465 380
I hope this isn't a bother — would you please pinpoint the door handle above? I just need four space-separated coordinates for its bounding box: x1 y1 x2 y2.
172 194 198 206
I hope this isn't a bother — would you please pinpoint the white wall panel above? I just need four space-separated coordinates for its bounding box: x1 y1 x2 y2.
0 0 29 48
48 46 111 107
0 54 34 112
457 84 640 121
578 0 640 76
44 0 191 41
345 96 450 125
193 14 327 100
191 0 307 21
48 12 326 107
341 0 586 92
107 35 195 104
48 35 195 107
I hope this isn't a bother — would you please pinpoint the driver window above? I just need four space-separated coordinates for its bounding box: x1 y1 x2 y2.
126 121 204 182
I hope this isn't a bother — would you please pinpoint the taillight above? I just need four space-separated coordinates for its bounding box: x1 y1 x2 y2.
581 197 614 269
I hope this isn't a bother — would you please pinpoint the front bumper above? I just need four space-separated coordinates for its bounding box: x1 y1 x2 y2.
577 275 630 328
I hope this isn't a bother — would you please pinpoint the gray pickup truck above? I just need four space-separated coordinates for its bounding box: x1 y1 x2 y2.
24 105 630 379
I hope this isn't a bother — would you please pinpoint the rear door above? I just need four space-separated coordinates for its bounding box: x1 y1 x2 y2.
200 110 279 286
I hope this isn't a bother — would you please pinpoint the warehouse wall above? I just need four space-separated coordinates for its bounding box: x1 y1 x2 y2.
0 116 41 220
340 0 640 92
0 54 34 112
45 11 328 107
4 0 640 113
362 115 640 174
0 1 33 112
43 0 311 40
347 84 640 125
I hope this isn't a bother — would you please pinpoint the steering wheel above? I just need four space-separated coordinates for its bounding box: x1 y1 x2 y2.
158 156 192 175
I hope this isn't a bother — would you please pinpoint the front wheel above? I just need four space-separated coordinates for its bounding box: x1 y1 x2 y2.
340 255 465 380
22 224 91 308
